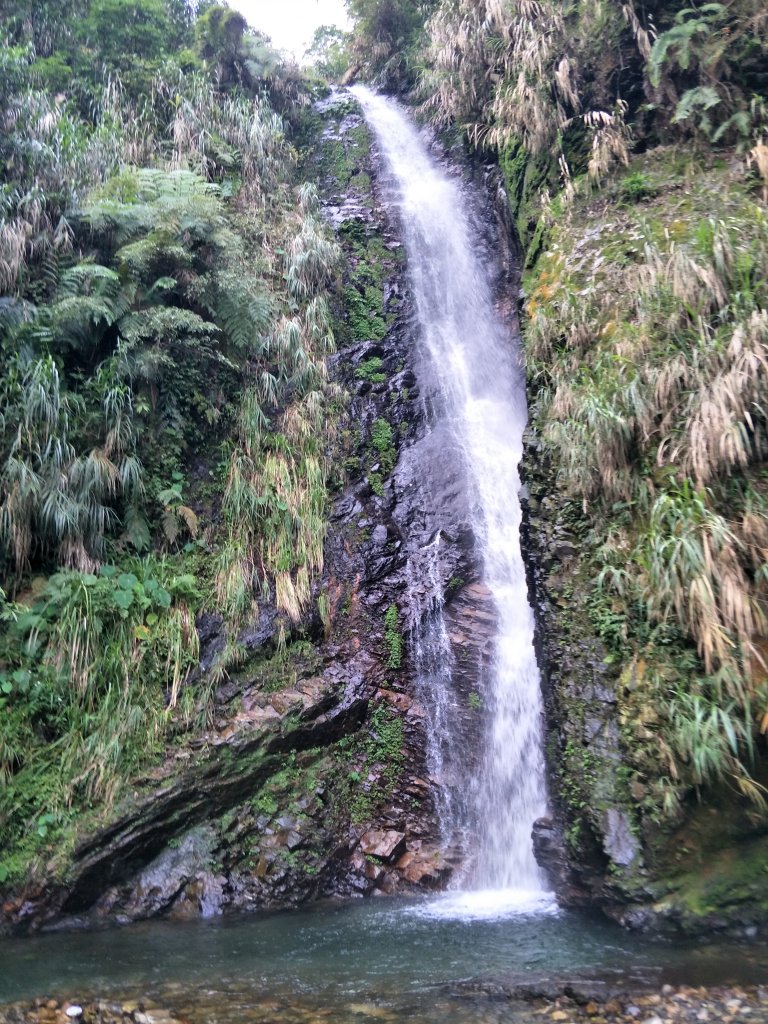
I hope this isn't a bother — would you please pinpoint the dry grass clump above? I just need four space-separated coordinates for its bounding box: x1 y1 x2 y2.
749 142 768 200
422 0 633 184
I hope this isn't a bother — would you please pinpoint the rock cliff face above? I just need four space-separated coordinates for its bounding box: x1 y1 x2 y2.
513 162 768 938
522 415 768 938
521 444 643 910
1 91 522 934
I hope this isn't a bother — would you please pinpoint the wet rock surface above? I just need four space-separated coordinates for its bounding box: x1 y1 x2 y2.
520 446 648 915
521 418 768 935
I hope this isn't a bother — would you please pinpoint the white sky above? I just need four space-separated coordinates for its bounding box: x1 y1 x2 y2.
229 0 352 61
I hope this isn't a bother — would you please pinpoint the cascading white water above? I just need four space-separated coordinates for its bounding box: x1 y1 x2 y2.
353 86 551 905
405 533 462 839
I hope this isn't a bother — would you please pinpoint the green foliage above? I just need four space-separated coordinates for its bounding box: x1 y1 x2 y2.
0 557 203 879
0 0 341 891
559 740 602 852
384 603 403 669
648 5 728 86
214 197 340 627
83 0 172 68
420 0 767 229
370 417 396 474
330 701 405 824
195 4 248 64
347 0 436 89
344 284 387 342
194 5 305 111
423 0 633 183
525 153 768 816
355 356 387 383
238 639 323 696
252 790 279 817
304 25 350 80
0 352 141 575
647 1 767 143
620 172 656 204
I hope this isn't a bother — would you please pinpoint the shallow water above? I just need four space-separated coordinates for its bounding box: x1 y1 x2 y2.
2 895 767 1021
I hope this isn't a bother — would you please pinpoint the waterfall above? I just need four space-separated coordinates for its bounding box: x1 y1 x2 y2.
353 86 551 904
405 533 462 841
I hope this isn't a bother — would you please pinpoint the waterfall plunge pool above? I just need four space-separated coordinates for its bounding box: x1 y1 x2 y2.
2 895 767 1022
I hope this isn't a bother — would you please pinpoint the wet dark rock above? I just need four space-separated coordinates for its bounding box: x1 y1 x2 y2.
237 606 280 653
531 817 574 901
370 524 388 546
520 325 643 914
194 612 225 676
601 808 640 869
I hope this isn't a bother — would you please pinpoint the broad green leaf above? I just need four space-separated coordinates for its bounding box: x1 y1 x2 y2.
111 589 134 610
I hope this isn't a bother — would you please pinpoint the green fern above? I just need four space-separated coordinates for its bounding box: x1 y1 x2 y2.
649 5 728 87
672 86 722 127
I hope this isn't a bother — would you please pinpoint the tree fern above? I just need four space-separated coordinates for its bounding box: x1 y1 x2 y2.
649 18 712 85
213 278 274 356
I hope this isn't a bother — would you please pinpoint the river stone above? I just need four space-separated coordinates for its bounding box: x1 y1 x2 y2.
124 825 218 918
395 846 450 885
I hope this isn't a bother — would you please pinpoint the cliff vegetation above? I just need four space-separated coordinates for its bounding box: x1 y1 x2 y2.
0 0 340 888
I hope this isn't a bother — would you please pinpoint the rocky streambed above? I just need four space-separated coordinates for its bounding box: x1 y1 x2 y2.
2 983 768 1024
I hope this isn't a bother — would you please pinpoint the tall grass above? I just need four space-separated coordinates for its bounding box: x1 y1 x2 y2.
422 0 632 183
528 179 768 812
215 197 340 628
0 558 201 852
